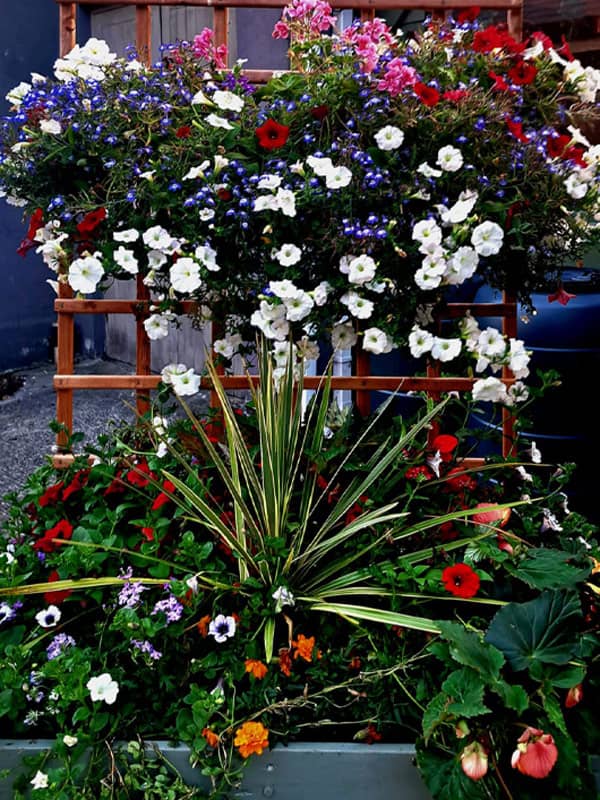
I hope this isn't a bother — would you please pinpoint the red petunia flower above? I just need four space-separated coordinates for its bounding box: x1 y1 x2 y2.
151 480 176 511
548 285 576 306
558 35 574 62
442 563 480 598
126 460 156 488
17 208 44 257
76 207 106 236
34 519 74 553
141 526 155 542
506 118 529 143
456 6 480 24
38 481 65 508
310 105 329 121
62 469 89 502
532 31 553 51
472 26 504 53
508 60 537 86
255 118 290 150
511 727 558 778
432 434 458 456
175 125 192 138
414 82 440 107
488 71 510 92
44 570 72 604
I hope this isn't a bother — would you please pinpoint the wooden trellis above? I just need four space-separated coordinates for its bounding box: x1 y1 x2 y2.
53 0 523 466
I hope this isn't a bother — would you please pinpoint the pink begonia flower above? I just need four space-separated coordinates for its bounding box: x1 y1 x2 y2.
460 741 489 781
548 285 577 305
565 683 584 708
511 727 558 778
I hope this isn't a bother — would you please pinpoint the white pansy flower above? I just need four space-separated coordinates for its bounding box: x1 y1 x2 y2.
331 322 358 350
374 125 404 151
341 291 374 319
6 81 31 107
68 254 104 294
205 113 234 130
35 605 61 628
471 221 504 257
143 225 172 251
183 160 210 180
348 254 377 285
437 145 463 172
363 327 391 354
39 119 62 135
208 614 236 643
195 243 220 272
273 243 302 266
431 337 462 362
472 376 509 403
212 90 244 112
171 368 201 396
144 313 171 340
87 673 119 705
113 228 139 243
325 165 352 189
409 326 434 358
30 771 49 790
170 257 202 293
113 246 138 275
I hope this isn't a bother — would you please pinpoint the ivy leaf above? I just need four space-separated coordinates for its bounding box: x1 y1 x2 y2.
441 668 490 718
507 548 590 590
485 590 582 672
437 620 504 679
492 679 529 714
417 747 489 800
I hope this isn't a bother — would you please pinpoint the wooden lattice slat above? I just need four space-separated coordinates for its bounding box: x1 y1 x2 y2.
53 0 523 464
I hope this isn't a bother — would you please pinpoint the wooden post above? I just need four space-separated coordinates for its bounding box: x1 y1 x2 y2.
58 2 77 55
213 7 230 61
135 275 152 419
507 7 523 42
56 282 75 451
136 4 152 63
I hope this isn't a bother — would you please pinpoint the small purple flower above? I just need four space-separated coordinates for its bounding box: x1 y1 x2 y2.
131 638 162 660
46 633 76 660
118 580 147 609
0 602 17 626
151 595 184 623
208 613 236 643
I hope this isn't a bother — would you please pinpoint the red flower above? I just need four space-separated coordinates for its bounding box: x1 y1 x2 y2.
414 82 440 107
62 469 89 501
151 480 176 511
460 741 488 781
562 146 587 168
548 285 576 306
442 89 469 103
472 503 511 528
532 31 553 51
472 26 504 53
488 71 510 92
439 522 459 542
175 125 192 138
216 187 232 201
76 207 106 236
17 208 44 257
141 527 155 542
511 727 558 779
565 683 583 708
34 519 73 553
44 570 72 604
405 465 433 481
508 60 537 86
444 467 476 492
310 105 329 121
441 563 480 598
432 433 458 458
506 118 529 143
104 472 126 496
126 460 156 488
255 119 290 150
558 35 574 62
456 7 480 23
38 481 65 507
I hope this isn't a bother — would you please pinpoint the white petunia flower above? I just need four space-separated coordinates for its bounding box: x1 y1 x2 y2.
437 145 463 172
143 225 172 251
270 279 299 299
194 243 220 272
253 194 279 213
331 322 358 350
296 336 320 361
212 90 244 112
87 673 119 705
417 161 442 178
183 161 210 181
374 125 404 151
362 327 391 354
313 280 332 306
409 326 434 358
78 37 116 67
170 257 202 293
208 614 236 643
307 155 334 175
205 113 234 130
440 189 478 225
472 376 509 403
477 327 506 358
63 735 79 747
273 243 302 266
284 290 314 321
147 250 167 270
30 771 49 790
35 605 61 628
527 441 542 464
257 174 282 191
445 246 479 285
170 368 201 396
346 254 376 285
160 363 189 384
564 171 590 199
199 208 215 222
113 228 139 243
68 254 104 294
508 339 530 379
414 265 444 290
341 291 374 319
113 246 139 274
412 219 442 246
275 188 296 217
431 337 462 362
6 81 31 107
191 89 213 105
144 313 171 340
325 165 352 189
213 333 242 360
39 119 62 135
471 221 504 257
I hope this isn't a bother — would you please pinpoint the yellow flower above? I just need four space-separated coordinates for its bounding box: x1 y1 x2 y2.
234 721 269 758
245 659 268 679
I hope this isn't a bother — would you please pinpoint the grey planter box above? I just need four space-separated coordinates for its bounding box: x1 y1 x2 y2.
0 740 432 799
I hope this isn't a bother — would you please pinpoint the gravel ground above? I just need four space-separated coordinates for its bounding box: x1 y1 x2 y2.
0 358 209 515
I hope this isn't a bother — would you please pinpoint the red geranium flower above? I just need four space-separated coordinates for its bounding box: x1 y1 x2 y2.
506 118 529 143
444 467 477 492
76 207 106 236
175 125 192 138
511 727 558 779
405 464 433 481
38 481 65 507
442 89 469 103
255 119 290 150
508 60 537 85
44 570 72 604
151 480 176 511
414 82 440 107
456 7 480 24
442 563 480 598
34 519 73 553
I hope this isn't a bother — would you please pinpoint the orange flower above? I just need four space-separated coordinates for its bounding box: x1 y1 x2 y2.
234 721 269 758
202 727 219 748
245 659 268 680
196 614 211 637
292 634 316 662
279 647 292 676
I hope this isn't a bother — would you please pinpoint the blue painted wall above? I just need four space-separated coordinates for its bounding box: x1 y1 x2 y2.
0 2 102 371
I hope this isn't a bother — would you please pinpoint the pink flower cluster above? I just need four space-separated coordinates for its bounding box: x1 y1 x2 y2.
192 28 228 69
342 19 394 73
272 0 336 41
377 57 418 95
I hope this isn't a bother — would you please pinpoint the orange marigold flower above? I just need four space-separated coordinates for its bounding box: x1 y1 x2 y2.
202 727 219 748
245 659 268 680
234 721 269 758
196 614 211 637
292 634 316 662
279 647 292 676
